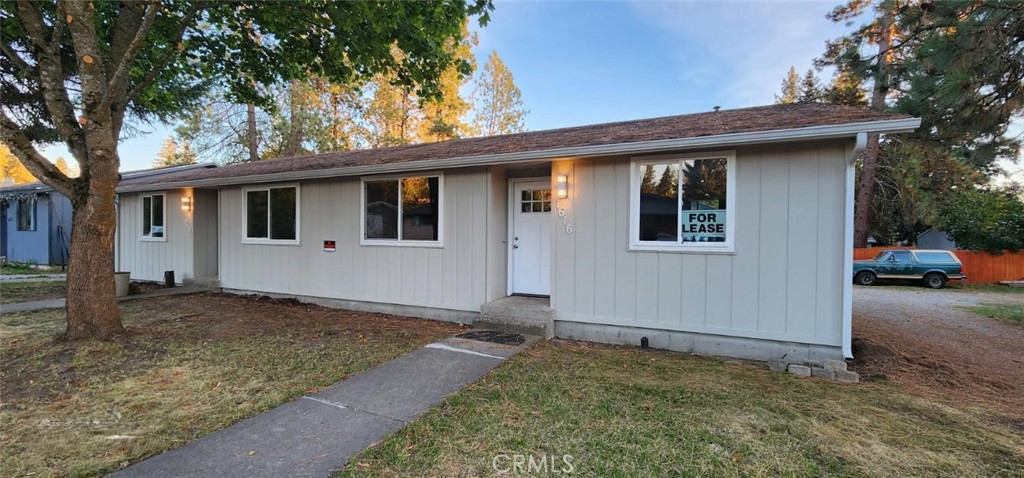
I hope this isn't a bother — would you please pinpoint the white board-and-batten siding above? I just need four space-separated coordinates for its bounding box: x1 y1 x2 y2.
552 143 847 348
217 169 490 312
117 189 196 282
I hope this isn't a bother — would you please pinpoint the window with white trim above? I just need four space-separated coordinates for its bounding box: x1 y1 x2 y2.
630 152 736 252
16 198 36 231
244 186 298 243
141 193 165 239
363 175 442 245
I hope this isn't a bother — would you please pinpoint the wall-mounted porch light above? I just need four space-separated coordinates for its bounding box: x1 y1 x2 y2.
180 196 193 212
556 175 568 199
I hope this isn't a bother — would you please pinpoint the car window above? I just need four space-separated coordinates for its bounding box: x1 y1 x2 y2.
891 251 913 263
915 252 955 263
873 251 891 261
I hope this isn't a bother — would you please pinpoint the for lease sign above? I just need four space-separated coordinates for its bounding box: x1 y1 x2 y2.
680 209 725 242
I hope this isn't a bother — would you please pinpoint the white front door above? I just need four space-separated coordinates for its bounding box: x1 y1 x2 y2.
511 180 552 296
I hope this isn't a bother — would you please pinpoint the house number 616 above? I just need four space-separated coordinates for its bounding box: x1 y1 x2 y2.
557 207 574 235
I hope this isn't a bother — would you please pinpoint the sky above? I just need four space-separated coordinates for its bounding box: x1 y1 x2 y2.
39 0 1022 183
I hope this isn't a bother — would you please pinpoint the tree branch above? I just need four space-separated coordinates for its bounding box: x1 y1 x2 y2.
64 0 109 116
14 0 88 160
0 112 76 198
0 42 35 78
105 1 160 102
126 2 201 102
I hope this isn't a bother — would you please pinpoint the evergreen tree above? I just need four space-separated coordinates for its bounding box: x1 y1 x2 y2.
640 165 657 195
154 138 197 167
798 69 821 102
656 165 677 198
472 50 527 136
775 66 800 104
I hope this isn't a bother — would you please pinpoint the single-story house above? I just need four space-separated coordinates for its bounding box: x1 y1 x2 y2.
0 163 216 267
113 103 920 361
916 227 957 250
0 182 72 266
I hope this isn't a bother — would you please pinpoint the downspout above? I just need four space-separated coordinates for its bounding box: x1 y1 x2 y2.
115 194 121 272
842 132 868 359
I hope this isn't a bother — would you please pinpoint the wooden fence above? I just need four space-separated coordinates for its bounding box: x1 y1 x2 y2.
853 247 1024 284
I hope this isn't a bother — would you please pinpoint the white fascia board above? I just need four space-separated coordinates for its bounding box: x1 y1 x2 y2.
117 117 921 193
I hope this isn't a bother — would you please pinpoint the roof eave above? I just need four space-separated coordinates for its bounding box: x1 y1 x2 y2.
116 117 921 193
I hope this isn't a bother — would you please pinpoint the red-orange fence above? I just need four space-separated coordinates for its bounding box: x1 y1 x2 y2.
853 247 1024 284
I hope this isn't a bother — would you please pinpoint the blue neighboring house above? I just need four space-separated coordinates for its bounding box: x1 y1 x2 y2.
0 182 73 266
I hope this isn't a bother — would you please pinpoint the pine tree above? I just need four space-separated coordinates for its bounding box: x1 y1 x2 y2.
640 165 657 195
798 69 821 102
775 66 800 104
656 166 677 198
472 50 527 136
419 23 477 142
154 138 197 167
822 70 867 107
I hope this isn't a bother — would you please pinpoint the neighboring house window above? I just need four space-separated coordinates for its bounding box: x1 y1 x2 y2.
244 185 299 243
630 152 736 252
16 198 36 231
141 193 165 240
362 175 442 245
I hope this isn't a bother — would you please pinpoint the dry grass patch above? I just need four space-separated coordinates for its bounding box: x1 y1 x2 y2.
0 280 66 304
341 341 1024 478
0 293 462 477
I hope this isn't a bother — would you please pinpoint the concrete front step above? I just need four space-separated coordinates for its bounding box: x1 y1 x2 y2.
183 277 221 289
473 314 554 340
475 295 555 340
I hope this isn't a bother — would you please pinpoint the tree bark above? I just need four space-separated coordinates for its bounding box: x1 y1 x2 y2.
853 6 893 247
64 166 123 339
247 103 259 162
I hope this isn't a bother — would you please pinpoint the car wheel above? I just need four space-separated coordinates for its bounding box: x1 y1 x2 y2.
855 271 877 286
923 273 946 289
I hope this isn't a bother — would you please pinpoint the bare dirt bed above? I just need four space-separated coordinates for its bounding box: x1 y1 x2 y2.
852 286 1024 415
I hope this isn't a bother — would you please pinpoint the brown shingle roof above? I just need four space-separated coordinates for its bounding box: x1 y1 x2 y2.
121 102 913 188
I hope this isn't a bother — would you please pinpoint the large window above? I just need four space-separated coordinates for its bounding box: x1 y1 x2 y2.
16 198 35 231
141 193 165 240
630 152 736 252
244 185 299 243
363 175 442 245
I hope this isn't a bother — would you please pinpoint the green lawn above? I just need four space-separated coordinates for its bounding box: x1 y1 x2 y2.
0 294 461 477
961 303 1024 324
341 341 1024 478
0 280 66 304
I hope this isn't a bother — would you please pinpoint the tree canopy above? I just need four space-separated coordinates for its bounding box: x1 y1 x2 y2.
801 0 1024 247
0 0 494 339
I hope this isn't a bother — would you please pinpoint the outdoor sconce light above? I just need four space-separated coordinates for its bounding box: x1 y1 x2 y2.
556 175 568 199
181 196 193 212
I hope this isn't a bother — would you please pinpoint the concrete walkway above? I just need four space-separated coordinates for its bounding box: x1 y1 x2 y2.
110 335 530 478
0 286 214 313
0 273 66 282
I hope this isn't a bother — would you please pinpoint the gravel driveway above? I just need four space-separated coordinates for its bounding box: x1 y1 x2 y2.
852 285 1024 414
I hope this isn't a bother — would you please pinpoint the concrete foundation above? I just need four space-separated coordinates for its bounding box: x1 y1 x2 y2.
553 321 844 362
220 289 479 325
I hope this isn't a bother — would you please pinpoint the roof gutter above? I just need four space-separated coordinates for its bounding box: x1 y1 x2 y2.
117 117 920 193
841 132 869 360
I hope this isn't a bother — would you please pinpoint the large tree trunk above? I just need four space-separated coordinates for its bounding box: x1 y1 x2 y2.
854 133 881 247
853 7 893 247
247 103 259 162
64 153 123 339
